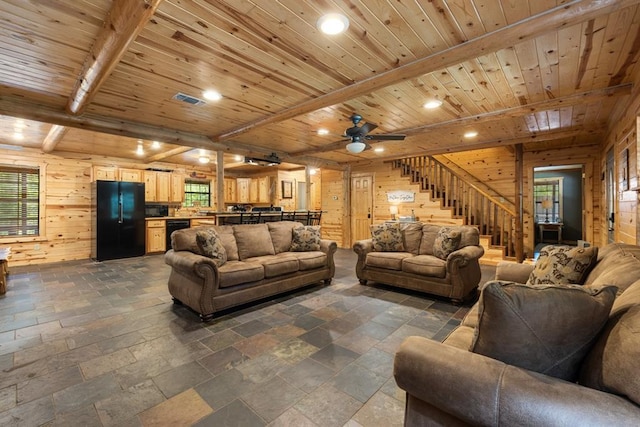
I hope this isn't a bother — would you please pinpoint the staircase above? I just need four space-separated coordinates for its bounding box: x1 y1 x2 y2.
392 156 517 262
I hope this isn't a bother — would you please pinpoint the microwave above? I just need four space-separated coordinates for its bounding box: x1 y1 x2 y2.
145 204 169 217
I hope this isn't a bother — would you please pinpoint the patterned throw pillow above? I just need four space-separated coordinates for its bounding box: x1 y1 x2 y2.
290 225 321 251
432 227 462 259
195 228 227 267
527 245 598 286
370 222 405 252
471 281 616 381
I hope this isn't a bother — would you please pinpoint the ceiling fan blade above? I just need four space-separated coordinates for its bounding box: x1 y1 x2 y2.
365 134 406 141
359 122 378 135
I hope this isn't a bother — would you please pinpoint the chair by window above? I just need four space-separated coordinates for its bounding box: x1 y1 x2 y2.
281 211 296 221
241 212 261 224
308 211 322 226
293 211 310 225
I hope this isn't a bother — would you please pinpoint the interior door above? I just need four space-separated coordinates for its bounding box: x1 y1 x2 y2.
351 175 373 244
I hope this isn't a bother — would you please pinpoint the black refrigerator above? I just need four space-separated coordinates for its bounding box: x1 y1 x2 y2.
91 180 146 261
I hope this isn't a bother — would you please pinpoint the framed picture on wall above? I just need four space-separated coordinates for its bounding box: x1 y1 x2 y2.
282 180 293 198
622 148 629 191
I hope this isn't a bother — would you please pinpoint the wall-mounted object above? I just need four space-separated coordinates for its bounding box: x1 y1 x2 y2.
622 148 629 191
387 190 415 203
281 180 293 198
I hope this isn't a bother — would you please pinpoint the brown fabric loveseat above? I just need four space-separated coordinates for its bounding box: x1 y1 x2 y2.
394 243 640 426
165 221 337 321
353 222 484 303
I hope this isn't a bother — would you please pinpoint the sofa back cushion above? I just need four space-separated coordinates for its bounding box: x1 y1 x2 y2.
291 225 321 251
171 227 201 254
213 226 239 261
268 221 298 253
233 224 275 260
419 224 479 255
584 243 640 293
471 281 617 382
400 222 423 255
526 245 598 286
579 279 640 405
432 227 462 260
195 228 227 266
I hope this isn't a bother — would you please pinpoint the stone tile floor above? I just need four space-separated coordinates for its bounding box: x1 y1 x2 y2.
0 248 495 426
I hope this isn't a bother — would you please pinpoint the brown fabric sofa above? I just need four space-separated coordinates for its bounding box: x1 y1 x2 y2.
353 223 484 303
394 243 640 426
164 221 337 321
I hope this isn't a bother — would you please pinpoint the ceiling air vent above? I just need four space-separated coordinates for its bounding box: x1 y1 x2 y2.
173 92 206 106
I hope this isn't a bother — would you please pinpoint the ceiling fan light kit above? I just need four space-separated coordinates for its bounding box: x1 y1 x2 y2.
244 152 282 166
346 142 366 153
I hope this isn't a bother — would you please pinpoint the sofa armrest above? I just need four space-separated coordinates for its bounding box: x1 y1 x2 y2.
352 239 374 255
164 249 221 280
447 245 484 268
495 261 534 283
394 336 640 426
319 239 337 255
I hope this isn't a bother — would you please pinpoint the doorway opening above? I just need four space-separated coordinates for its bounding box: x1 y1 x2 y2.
533 165 584 251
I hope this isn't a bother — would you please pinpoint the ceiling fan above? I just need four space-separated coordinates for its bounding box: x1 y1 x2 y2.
343 114 406 153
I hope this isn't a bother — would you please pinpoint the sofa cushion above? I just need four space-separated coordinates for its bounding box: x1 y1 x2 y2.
291 225 321 251
402 255 446 278
195 228 227 267
471 280 617 381
247 255 299 278
584 244 640 293
579 279 640 405
370 222 405 252
213 226 239 261
291 251 327 271
399 222 423 255
268 221 297 254
365 252 413 270
217 261 265 288
432 227 462 260
234 224 275 260
418 224 442 255
526 245 598 286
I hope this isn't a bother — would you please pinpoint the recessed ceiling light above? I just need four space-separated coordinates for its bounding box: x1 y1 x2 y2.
317 13 349 35
317 129 329 135
13 132 24 140
374 147 384 153
202 90 222 101
464 131 478 138
136 142 144 156
199 156 210 164
423 99 443 109
151 140 161 149
309 168 317 175
234 155 243 162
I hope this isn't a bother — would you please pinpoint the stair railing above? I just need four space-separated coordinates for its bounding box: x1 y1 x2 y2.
392 156 517 258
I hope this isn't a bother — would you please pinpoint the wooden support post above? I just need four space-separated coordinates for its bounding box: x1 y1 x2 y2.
216 151 224 211
515 144 525 262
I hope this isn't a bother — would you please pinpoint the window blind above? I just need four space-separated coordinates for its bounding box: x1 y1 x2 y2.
0 166 40 236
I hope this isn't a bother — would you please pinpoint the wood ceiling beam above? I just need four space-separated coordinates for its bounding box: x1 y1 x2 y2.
0 95 341 170
215 0 639 141
145 146 191 163
291 84 629 157
67 0 164 115
41 125 69 153
351 127 602 165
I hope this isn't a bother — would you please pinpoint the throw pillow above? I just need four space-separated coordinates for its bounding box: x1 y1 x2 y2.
432 227 461 259
470 280 617 381
527 245 598 286
370 222 405 252
290 225 321 251
195 228 227 267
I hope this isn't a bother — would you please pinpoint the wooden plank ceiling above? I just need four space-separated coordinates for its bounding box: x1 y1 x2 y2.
1 0 640 171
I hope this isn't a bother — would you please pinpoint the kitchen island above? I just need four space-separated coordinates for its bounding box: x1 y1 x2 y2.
190 210 322 226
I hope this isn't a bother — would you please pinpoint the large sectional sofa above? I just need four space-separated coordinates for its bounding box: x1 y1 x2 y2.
394 243 640 425
353 222 484 303
165 221 337 321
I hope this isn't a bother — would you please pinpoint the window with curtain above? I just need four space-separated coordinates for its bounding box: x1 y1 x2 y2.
184 179 210 207
0 166 40 237
534 178 563 223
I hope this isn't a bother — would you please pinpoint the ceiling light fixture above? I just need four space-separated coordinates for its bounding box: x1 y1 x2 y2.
424 99 443 109
464 131 478 138
317 13 349 35
234 155 243 162
199 156 210 164
202 90 222 101
317 128 329 135
309 168 317 175
244 153 281 166
151 140 161 149
346 142 366 153
136 141 144 156
374 147 384 153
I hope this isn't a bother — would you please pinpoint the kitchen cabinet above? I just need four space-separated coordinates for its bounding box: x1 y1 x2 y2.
258 176 271 203
249 178 259 203
224 178 237 203
237 178 250 203
170 174 185 203
146 220 166 253
156 172 171 202
93 166 117 181
143 171 157 201
119 168 144 182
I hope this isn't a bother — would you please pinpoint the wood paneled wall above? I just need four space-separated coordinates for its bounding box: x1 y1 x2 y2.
320 169 346 246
